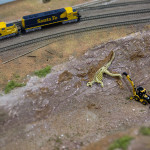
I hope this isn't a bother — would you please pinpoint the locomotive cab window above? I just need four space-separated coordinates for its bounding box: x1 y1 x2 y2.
2 28 5 30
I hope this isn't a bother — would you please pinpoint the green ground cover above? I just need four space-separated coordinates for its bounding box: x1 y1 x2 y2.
5 80 26 94
34 66 51 78
108 136 133 150
140 127 150 136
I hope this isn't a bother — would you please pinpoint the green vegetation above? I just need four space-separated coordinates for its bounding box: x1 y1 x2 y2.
126 96 130 100
55 137 62 144
140 109 145 112
14 74 20 78
4 80 26 94
139 127 150 136
54 146 60 150
42 0 51 3
34 66 51 78
108 136 133 150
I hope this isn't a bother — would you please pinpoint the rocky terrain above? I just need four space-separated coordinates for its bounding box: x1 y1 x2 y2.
0 30 150 150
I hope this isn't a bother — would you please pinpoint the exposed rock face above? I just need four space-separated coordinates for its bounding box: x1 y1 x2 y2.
0 30 150 150
83 127 150 150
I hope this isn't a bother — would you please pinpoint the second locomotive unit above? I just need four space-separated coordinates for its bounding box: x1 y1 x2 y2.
0 7 80 39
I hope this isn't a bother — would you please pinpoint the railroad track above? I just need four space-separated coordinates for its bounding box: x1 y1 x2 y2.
0 17 150 53
10 0 113 26
81 9 150 21
10 1 150 26
77 0 150 11
73 0 114 9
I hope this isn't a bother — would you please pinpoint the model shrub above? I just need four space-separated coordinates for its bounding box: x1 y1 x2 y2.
108 136 133 150
140 127 150 136
34 66 51 78
5 80 26 94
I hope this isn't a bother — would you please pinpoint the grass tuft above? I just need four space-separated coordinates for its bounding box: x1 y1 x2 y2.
34 66 51 78
5 80 26 94
139 127 150 136
55 137 62 144
14 74 20 78
126 97 130 100
108 136 133 150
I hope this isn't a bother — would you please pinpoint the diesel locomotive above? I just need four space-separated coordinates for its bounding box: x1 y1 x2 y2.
0 7 80 40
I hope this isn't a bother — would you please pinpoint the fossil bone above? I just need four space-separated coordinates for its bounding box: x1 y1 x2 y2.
87 51 122 87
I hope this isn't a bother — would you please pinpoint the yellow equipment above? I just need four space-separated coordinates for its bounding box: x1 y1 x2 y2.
21 7 80 32
61 7 80 24
0 22 18 39
123 72 150 105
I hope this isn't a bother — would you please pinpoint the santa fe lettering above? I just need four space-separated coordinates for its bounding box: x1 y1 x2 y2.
37 16 58 23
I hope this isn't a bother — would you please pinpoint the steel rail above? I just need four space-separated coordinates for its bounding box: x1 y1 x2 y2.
77 0 150 11
10 1 150 25
73 0 114 9
10 0 110 26
81 9 150 21
0 18 150 53
73 0 106 9
2 39 62 64
10 0 107 25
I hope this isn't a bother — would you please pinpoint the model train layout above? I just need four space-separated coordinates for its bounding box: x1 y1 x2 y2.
0 7 81 40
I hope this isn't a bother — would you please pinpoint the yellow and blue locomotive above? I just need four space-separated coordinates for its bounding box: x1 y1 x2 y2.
21 7 80 32
0 7 80 39
0 22 18 40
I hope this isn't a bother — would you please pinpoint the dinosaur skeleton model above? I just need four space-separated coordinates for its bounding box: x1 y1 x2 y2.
87 51 122 87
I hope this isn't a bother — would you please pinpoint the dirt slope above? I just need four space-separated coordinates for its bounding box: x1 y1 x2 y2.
0 30 150 150
83 127 150 150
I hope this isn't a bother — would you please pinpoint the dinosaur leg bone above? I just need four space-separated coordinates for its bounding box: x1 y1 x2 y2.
95 76 104 87
104 70 122 78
